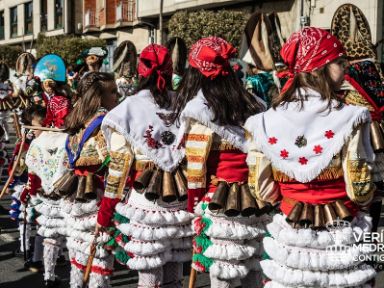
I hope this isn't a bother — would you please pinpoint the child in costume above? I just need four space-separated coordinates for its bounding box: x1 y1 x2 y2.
173 36 267 287
96 44 193 288
245 27 376 288
60 72 118 288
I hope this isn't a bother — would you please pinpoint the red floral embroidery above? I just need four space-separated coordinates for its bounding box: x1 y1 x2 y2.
280 149 289 159
144 125 162 149
268 137 278 145
299 157 308 165
325 130 335 139
313 145 323 154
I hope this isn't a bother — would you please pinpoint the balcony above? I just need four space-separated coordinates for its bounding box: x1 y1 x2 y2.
116 0 136 25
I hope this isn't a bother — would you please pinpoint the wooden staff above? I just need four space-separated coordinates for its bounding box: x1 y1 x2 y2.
188 266 197 288
13 111 21 139
22 194 30 262
23 125 64 132
82 233 99 288
0 134 26 199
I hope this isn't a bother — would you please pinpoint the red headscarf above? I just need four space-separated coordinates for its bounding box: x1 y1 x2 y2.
280 27 345 93
189 36 237 79
138 44 173 92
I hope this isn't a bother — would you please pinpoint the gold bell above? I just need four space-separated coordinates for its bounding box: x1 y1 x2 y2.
145 169 163 201
53 171 72 196
313 205 325 230
240 184 257 217
299 203 314 228
224 183 241 217
162 171 177 203
286 202 303 223
133 169 154 193
324 203 337 225
84 173 96 200
174 169 188 201
255 199 272 216
333 200 353 222
208 182 229 212
370 121 384 152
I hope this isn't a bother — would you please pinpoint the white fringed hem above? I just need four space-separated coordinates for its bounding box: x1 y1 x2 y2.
127 251 172 270
117 222 194 241
267 213 371 249
204 239 259 261
123 239 168 256
264 237 369 271
61 199 98 216
35 202 62 218
209 260 249 280
67 237 111 258
264 280 373 288
73 251 114 271
36 215 64 229
261 260 375 287
65 213 97 231
116 200 193 226
67 229 110 244
38 226 60 238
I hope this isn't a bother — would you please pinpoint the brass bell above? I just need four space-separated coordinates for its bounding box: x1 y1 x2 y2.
255 199 272 216
84 173 96 200
333 200 353 222
286 202 303 223
162 171 177 203
240 184 257 217
370 121 384 152
313 205 325 230
224 183 241 217
58 171 78 197
145 169 163 201
299 203 314 228
53 171 71 196
133 169 153 193
208 182 229 211
75 176 86 202
324 203 337 225
174 169 188 201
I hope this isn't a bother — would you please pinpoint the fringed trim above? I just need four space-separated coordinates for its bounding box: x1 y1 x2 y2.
261 260 376 287
209 260 249 280
127 250 172 270
204 239 259 261
116 197 194 226
65 213 97 232
113 212 129 225
117 222 194 241
34 202 63 218
192 253 213 273
37 226 60 238
72 250 114 270
113 247 132 266
67 237 111 259
67 229 111 244
264 237 369 271
61 199 98 216
36 215 65 228
124 239 168 256
193 215 212 236
267 214 371 249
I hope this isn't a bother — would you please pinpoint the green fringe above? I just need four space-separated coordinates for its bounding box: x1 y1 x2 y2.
262 251 270 260
193 253 213 270
195 234 212 251
201 202 208 211
113 212 129 224
114 248 131 264
200 216 212 233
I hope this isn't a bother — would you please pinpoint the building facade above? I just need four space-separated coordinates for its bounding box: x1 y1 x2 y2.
0 0 82 47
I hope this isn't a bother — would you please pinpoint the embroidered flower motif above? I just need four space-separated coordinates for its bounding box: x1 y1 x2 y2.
299 157 308 165
280 149 289 159
325 130 335 139
313 145 323 154
144 125 162 149
295 135 307 148
268 137 278 145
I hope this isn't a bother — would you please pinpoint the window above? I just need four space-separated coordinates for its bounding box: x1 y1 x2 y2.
54 0 64 29
41 0 47 32
24 2 33 35
10 7 17 38
0 11 4 40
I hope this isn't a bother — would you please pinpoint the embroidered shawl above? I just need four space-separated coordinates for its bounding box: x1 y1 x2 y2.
102 89 184 172
245 88 373 183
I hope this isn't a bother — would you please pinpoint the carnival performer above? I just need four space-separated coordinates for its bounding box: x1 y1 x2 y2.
165 37 187 91
245 27 376 288
173 36 267 288
58 72 118 288
113 40 138 102
331 3 384 233
9 106 45 271
75 47 109 78
96 44 193 288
